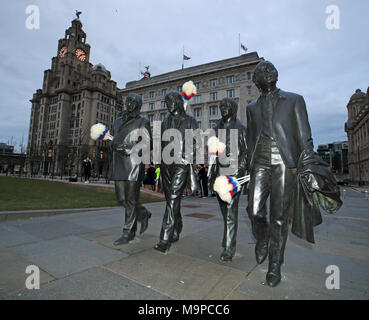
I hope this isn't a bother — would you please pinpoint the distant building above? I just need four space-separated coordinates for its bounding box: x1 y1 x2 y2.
118 52 263 130
317 141 348 176
0 143 14 154
345 87 369 185
26 17 122 177
0 143 26 174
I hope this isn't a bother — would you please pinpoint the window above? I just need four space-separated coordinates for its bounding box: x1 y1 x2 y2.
209 120 218 129
161 101 166 109
148 114 154 123
193 108 202 118
247 72 252 80
210 79 218 87
227 89 235 98
194 82 201 90
149 103 154 110
226 75 235 84
195 95 202 103
247 86 252 95
197 121 201 128
160 113 167 122
209 105 218 116
149 91 155 99
161 88 167 96
210 92 218 101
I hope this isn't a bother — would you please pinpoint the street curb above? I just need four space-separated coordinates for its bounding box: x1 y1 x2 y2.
0 206 119 222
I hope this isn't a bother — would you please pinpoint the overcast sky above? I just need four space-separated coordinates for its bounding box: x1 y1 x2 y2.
1 0 368 151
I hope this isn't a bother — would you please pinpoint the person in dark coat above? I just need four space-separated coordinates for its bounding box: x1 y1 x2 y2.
246 60 315 287
82 157 92 183
154 91 200 253
108 93 152 245
208 98 247 261
198 165 208 197
146 164 156 191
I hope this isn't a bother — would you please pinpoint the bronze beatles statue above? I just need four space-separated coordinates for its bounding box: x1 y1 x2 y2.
246 60 341 287
208 98 247 261
108 93 152 245
154 92 200 253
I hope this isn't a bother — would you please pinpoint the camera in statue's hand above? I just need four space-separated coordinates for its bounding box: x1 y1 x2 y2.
113 143 133 156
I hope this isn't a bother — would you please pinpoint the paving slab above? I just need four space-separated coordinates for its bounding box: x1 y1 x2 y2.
0 225 41 248
7 267 169 300
11 236 127 278
8 219 94 241
171 224 258 273
0 247 54 298
81 227 159 255
283 246 369 288
237 262 368 300
104 250 246 300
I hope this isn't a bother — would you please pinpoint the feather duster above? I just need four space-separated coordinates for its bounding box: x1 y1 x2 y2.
181 80 197 110
90 123 114 141
207 136 226 155
214 174 250 204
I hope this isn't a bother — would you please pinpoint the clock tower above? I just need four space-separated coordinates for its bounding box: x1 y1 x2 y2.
57 17 90 63
27 15 122 177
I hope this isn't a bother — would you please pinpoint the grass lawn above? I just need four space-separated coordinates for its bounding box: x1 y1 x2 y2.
0 176 163 211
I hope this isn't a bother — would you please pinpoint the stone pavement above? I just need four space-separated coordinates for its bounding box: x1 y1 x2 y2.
0 187 368 300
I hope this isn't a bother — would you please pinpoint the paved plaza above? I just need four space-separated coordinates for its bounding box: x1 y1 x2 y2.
0 186 368 300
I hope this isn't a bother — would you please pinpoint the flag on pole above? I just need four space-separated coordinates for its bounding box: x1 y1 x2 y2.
183 54 191 60
240 43 248 52
141 71 150 78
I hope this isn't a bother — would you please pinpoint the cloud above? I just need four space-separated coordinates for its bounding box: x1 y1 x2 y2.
0 0 368 149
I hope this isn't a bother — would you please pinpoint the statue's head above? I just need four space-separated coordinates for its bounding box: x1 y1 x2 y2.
125 93 142 116
165 92 185 116
220 98 238 121
252 61 278 91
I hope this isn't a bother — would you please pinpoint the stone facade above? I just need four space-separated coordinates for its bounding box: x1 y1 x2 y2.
119 52 263 130
345 88 369 185
27 18 122 177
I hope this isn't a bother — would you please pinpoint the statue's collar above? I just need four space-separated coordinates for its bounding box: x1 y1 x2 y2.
258 88 286 102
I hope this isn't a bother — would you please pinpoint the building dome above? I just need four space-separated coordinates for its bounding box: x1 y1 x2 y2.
349 89 366 102
92 63 107 72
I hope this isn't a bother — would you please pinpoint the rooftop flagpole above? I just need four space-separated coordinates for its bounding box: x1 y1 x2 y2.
238 33 240 56
182 46 184 70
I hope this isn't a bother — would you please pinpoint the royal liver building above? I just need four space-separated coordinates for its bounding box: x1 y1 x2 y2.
26 16 122 177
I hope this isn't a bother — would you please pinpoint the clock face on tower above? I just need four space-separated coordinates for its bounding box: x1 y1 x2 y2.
59 46 68 58
75 48 86 61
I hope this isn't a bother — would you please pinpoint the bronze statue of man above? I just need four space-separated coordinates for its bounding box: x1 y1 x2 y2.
154 91 199 253
246 61 315 287
208 98 247 261
108 93 152 245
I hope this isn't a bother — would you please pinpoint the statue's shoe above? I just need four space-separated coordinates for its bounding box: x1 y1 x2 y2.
154 241 170 254
113 233 135 246
171 230 180 243
140 212 152 235
220 251 233 262
255 240 268 264
266 262 281 287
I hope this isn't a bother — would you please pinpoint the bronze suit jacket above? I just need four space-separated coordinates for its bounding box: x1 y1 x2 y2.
246 89 314 170
108 113 152 181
